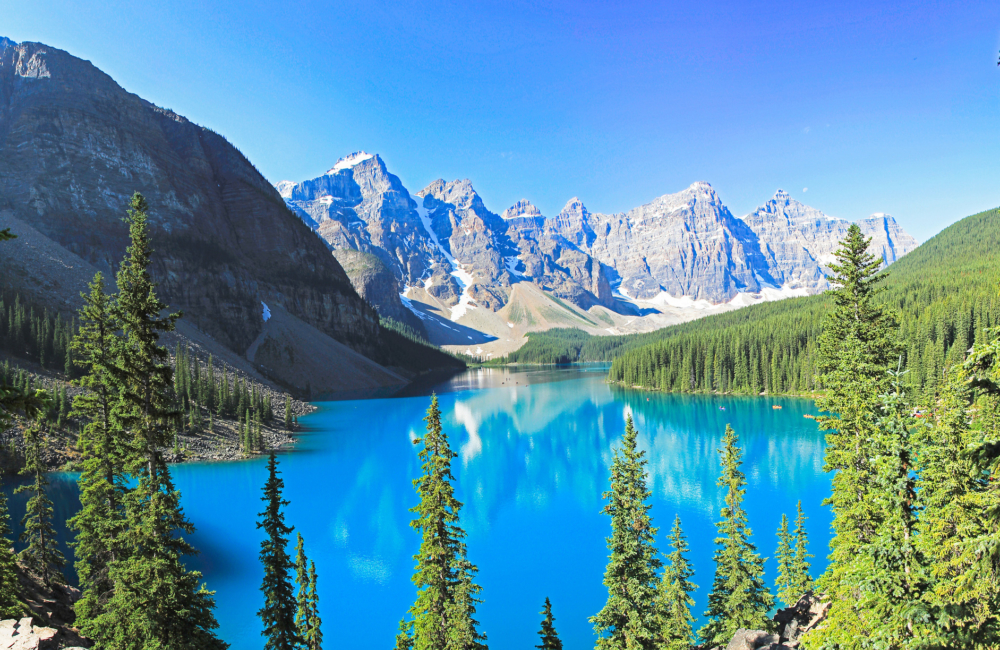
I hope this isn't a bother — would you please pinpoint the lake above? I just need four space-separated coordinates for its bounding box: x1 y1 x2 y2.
5 366 831 649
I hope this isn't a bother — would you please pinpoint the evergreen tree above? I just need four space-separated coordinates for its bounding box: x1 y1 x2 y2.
90 193 225 650
812 225 901 643
68 272 128 628
305 560 322 650
911 340 1000 647
774 514 796 607
535 597 562 650
285 395 292 430
847 370 921 647
0 490 23 619
257 452 301 650
294 533 314 645
656 516 696 650
590 415 661 650
403 395 487 650
16 422 64 586
790 501 812 599
394 619 414 650
700 425 773 646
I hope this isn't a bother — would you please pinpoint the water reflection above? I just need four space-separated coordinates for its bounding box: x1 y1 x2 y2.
0 368 830 650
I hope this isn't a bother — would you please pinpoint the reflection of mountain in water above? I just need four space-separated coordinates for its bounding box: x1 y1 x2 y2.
448 376 825 532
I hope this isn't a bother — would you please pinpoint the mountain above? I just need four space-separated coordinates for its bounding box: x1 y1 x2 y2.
277 160 917 359
0 38 459 395
740 189 918 293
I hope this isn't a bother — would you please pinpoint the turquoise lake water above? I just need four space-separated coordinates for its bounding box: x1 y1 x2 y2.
6 366 831 649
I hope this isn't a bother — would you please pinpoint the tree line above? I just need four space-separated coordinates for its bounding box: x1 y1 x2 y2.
608 207 1000 400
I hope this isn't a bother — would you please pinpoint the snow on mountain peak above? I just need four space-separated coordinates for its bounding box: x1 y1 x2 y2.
327 151 374 175
275 180 296 198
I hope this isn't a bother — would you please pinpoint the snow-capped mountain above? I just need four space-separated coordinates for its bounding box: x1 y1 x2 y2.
276 157 918 334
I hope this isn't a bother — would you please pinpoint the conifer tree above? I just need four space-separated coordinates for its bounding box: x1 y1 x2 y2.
258 452 301 650
305 560 322 650
656 516 696 650
535 597 562 650
394 619 414 650
790 501 812 599
90 193 226 650
294 533 313 643
68 272 128 628
16 422 64 586
700 425 773 646
591 415 661 650
402 395 487 650
913 342 1000 647
774 514 796 607
285 395 292 430
0 490 23 619
813 225 901 641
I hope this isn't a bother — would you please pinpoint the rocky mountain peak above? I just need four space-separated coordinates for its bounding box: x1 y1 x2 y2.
558 197 588 220
419 178 484 212
326 151 375 175
0 37 16 51
502 199 542 220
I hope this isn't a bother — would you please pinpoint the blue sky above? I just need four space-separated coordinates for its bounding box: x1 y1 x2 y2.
6 0 1000 241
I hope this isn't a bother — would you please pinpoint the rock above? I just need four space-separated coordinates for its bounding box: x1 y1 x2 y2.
725 628 782 650
772 592 830 646
0 618 60 649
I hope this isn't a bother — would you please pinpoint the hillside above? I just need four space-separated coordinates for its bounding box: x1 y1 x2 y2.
498 208 1000 399
0 39 461 394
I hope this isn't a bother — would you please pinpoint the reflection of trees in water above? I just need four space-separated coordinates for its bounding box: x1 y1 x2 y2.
451 382 826 532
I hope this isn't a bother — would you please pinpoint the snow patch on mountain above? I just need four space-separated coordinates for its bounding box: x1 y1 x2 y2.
414 196 477 321
327 152 374 175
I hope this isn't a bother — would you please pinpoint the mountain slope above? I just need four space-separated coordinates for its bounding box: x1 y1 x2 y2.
604 207 1000 397
0 38 461 393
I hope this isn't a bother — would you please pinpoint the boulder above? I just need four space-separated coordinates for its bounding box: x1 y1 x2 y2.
0 617 60 649
724 628 784 650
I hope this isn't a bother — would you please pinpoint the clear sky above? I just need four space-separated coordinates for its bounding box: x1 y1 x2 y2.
5 0 1000 241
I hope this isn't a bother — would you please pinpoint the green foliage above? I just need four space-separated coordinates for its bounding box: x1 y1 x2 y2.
489 328 593 365
535 597 562 650
83 193 225 650
401 395 487 650
656 515 697 650
591 415 662 650
607 208 1000 399
0 490 23 619
258 453 301 650
774 514 796 608
16 422 64 587
907 335 1000 647
808 225 905 647
790 501 812 600
68 272 127 625
294 533 322 650
700 425 773 646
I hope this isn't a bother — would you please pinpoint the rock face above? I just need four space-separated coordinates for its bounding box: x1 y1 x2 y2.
279 160 919 328
0 39 381 361
331 248 425 334
740 190 919 293
571 182 772 302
